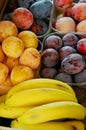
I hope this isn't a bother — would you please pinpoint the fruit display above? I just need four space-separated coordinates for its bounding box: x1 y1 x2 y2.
0 0 86 129
0 78 85 130
0 20 41 95
51 1 86 37
40 32 86 86
1 0 53 39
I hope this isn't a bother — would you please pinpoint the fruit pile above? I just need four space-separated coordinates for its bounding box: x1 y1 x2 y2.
2 0 53 38
0 78 86 130
0 20 41 95
51 0 86 36
40 32 86 84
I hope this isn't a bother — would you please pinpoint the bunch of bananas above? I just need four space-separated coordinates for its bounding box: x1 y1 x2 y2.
0 78 86 130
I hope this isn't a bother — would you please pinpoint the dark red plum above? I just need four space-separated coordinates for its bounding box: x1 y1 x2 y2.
41 67 57 78
62 33 79 47
77 38 86 55
54 72 73 83
59 46 76 61
61 53 86 74
30 19 48 36
44 35 62 51
42 48 59 67
74 69 86 83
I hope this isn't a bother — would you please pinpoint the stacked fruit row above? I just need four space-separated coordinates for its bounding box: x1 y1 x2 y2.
51 0 86 36
0 78 86 130
2 0 53 38
0 20 41 95
40 32 86 85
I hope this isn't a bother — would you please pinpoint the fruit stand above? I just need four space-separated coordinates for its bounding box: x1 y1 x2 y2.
0 0 86 130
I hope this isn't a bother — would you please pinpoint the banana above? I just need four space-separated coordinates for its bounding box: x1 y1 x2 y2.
5 88 78 107
17 101 86 124
0 103 32 119
6 78 75 99
11 120 85 130
0 94 6 103
0 126 21 130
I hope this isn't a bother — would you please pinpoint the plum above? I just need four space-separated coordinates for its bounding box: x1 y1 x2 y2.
61 53 86 74
41 67 57 78
42 48 59 67
62 33 79 47
30 19 48 36
11 7 34 30
30 0 53 18
55 72 73 83
18 0 34 8
59 46 76 61
77 38 86 55
44 35 62 51
74 69 86 83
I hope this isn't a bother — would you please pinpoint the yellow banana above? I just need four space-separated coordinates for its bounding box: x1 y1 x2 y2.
6 78 75 99
11 120 85 130
0 126 21 130
5 88 77 107
18 101 86 124
0 103 32 119
0 94 6 103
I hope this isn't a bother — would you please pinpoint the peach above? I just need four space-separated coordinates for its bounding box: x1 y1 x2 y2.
0 76 13 95
10 65 34 85
0 63 9 84
4 57 19 71
71 3 86 21
54 0 73 9
0 45 5 63
0 20 18 43
55 17 76 33
2 36 24 58
19 48 41 70
76 20 86 37
11 7 34 30
18 31 38 49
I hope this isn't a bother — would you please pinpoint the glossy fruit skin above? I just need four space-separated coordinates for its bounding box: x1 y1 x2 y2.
42 48 59 67
30 19 48 36
44 35 62 51
30 0 53 18
18 0 34 8
59 46 76 61
41 67 57 78
61 53 86 74
74 69 86 83
77 38 86 55
55 72 73 83
62 33 79 47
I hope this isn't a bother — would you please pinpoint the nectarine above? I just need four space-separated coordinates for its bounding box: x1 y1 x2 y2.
54 0 73 9
71 3 86 21
11 7 34 30
55 17 76 33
